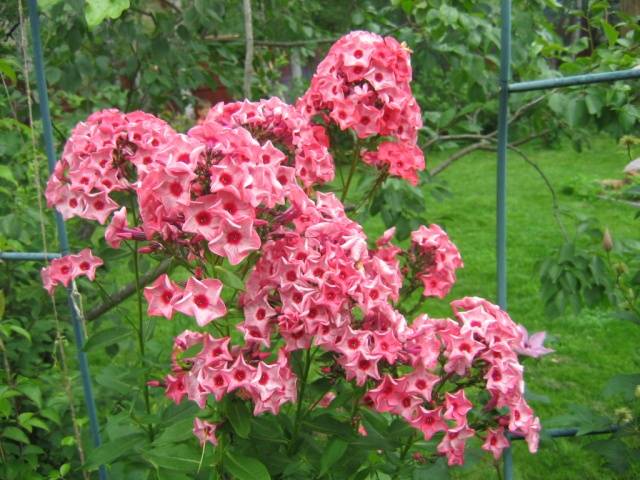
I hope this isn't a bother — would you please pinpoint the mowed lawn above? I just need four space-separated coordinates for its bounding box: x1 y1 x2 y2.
412 137 640 479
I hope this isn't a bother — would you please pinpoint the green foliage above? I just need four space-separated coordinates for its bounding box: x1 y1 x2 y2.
85 0 131 28
2 0 640 478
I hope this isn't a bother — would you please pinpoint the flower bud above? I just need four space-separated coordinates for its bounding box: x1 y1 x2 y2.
614 407 633 424
602 228 613 252
615 262 628 275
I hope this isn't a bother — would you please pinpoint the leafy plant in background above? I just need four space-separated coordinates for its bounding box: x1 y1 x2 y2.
1 1 638 478
37 31 553 479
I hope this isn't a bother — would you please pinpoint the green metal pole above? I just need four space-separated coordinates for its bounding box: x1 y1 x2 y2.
497 0 513 478
27 2 107 479
510 68 640 92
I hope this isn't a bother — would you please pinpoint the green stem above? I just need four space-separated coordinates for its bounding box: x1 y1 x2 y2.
341 144 360 202
132 243 153 440
129 196 154 440
289 348 313 453
392 432 417 480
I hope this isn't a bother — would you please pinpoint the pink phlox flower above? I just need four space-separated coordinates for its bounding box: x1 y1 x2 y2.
444 331 485 376
410 406 448 441
515 326 554 358
482 427 510 460
401 368 440 402
173 277 227 326
193 418 218 446
104 206 128 248
165 373 187 404
224 354 257 393
197 335 233 368
182 195 224 241
443 390 473 425
208 217 261 265
437 423 475 466
342 351 382 386
367 375 403 413
371 329 403 364
144 273 183 319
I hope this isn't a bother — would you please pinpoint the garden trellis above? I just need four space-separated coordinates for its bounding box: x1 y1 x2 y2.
497 0 640 478
0 1 638 479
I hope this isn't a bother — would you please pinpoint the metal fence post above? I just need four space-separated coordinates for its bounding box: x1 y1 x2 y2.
26 1 107 478
497 0 513 478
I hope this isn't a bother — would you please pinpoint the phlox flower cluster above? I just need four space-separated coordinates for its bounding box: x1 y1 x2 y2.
41 248 103 295
365 296 543 465
204 97 334 187
40 31 551 467
165 329 297 416
409 224 464 298
298 30 425 185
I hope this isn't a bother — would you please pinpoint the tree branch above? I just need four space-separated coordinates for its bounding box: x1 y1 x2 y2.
242 0 254 99
430 141 490 176
424 93 549 150
479 142 569 241
85 259 172 322
203 35 340 48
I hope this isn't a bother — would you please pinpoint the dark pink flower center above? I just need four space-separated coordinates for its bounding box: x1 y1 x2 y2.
169 182 183 197
227 231 241 244
161 290 173 304
196 211 212 226
194 294 209 309
358 359 370 370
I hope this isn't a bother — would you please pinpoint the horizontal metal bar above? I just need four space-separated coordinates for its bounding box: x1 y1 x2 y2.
509 68 640 92
0 252 62 261
510 425 618 441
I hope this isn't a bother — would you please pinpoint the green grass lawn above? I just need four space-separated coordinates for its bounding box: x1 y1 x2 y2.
413 136 640 479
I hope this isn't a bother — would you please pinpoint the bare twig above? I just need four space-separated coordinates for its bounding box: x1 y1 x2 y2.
423 133 487 149
430 141 490 176
85 259 172 322
204 34 340 47
424 93 549 150
479 143 569 241
242 0 254 99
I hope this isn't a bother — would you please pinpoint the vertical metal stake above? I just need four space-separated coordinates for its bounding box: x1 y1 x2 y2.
498 0 513 479
27 1 107 478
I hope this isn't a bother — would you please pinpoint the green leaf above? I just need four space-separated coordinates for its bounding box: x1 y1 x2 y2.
612 311 640 324
566 97 588 128
413 458 450 479
0 59 17 83
303 413 356 439
59 463 71 476
603 373 640 400
86 433 147 469
319 438 348 476
0 165 17 185
8 325 31 342
17 381 42 408
153 418 196 445
227 400 251 439
3 426 29 444
84 326 130 352
585 93 603 117
0 290 5 320
141 444 202 471
587 439 630 474
214 266 245 291
601 20 618 48
85 0 131 28
224 451 271 480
